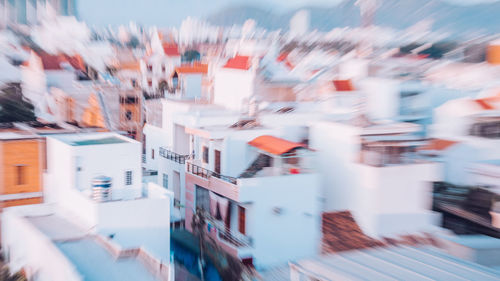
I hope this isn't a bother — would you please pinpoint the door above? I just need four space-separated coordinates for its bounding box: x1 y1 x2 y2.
214 150 221 174
173 171 181 203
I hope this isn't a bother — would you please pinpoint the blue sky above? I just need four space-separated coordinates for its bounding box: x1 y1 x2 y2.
77 0 499 27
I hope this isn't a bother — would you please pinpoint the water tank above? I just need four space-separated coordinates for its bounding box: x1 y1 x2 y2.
92 176 112 202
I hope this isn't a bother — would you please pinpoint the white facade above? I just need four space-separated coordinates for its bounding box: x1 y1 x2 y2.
45 133 142 206
213 67 255 111
359 77 400 121
238 173 321 269
310 120 441 237
2 132 172 281
354 162 442 237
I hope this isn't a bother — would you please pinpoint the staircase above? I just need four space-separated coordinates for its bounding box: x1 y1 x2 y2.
239 154 271 178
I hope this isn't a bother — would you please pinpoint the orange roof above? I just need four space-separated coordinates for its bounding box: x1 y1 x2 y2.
163 43 180 56
475 99 495 110
333 80 355 91
248 135 307 155
118 61 141 71
224 55 251 70
419 139 459 151
277 52 289 62
175 63 208 74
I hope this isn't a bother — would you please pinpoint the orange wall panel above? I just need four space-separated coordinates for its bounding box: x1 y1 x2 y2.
1 139 43 195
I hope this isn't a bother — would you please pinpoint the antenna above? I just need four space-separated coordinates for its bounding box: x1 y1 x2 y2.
355 0 378 28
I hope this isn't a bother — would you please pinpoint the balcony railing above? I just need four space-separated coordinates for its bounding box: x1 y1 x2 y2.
186 162 237 185
159 147 189 164
208 217 252 248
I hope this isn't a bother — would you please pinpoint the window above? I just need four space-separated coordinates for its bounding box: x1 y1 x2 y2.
162 173 168 188
152 149 155 159
125 171 133 185
16 165 26 185
202 146 209 164
195 185 210 212
214 150 221 174
125 110 132 121
238 206 246 235
147 65 153 72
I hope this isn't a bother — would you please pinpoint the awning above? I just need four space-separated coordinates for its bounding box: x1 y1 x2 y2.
248 135 307 155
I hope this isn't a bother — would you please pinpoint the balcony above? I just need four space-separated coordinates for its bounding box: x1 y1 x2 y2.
207 216 252 248
186 162 237 185
159 147 189 164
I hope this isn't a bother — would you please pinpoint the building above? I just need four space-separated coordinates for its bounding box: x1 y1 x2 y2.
289 245 500 281
311 118 442 237
2 132 173 280
0 124 44 208
0 0 77 27
183 122 321 269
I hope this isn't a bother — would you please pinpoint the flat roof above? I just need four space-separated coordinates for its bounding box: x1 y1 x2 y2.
293 246 500 281
438 234 500 250
49 133 134 146
56 238 158 281
26 213 161 281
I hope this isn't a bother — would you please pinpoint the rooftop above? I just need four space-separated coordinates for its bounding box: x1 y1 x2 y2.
223 55 251 70
56 238 158 281
49 133 134 146
293 245 500 281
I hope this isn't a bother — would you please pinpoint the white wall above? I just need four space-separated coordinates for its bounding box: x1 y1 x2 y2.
239 173 321 269
354 163 442 237
143 124 169 171
309 121 362 211
213 68 254 111
359 77 400 121
183 74 202 99
2 207 82 281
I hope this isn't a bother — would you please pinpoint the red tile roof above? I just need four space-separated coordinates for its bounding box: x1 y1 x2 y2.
475 99 495 110
419 139 459 151
39 53 64 70
175 63 208 74
223 55 251 70
63 54 86 71
248 135 307 155
276 52 289 62
333 80 355 91
163 43 180 56
322 211 384 253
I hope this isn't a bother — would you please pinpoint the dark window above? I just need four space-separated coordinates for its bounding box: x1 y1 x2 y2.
214 150 221 174
195 186 210 212
152 149 155 159
163 174 168 188
125 171 133 185
120 97 138 104
238 206 246 235
16 165 26 185
202 146 209 164
125 110 132 121
147 65 153 72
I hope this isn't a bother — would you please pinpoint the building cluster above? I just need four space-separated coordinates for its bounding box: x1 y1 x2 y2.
0 9 500 281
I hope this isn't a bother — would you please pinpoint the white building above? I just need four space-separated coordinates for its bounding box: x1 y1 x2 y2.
184 127 321 269
2 132 173 281
310 119 442 237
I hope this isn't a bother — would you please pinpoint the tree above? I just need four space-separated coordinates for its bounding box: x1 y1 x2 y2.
0 83 36 123
182 50 201 63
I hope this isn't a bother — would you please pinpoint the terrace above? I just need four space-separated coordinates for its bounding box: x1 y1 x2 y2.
359 135 429 167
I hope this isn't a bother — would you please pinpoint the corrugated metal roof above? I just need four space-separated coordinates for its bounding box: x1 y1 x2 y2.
293 246 500 281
